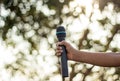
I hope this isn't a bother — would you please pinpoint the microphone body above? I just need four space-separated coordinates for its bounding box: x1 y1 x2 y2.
56 26 68 77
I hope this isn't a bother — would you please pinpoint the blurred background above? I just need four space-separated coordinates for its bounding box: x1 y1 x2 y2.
0 0 120 81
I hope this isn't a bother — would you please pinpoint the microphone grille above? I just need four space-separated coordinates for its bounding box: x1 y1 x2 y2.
56 26 66 38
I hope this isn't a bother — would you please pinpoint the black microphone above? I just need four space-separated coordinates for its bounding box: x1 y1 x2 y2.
56 26 68 77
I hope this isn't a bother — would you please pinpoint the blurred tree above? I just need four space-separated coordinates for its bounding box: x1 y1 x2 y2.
0 0 120 81
99 0 120 11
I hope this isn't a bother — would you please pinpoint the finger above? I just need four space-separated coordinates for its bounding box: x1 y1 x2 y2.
56 53 61 56
56 42 64 46
57 46 62 50
56 49 63 53
56 42 60 46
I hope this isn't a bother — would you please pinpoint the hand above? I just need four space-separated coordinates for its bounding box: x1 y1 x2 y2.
56 41 78 60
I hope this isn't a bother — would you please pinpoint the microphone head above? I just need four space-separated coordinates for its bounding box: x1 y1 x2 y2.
56 26 66 39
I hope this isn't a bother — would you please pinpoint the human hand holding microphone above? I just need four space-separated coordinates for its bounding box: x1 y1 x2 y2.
56 26 78 77
56 26 68 77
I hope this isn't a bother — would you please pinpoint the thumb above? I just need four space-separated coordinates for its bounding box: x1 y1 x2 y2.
61 41 70 47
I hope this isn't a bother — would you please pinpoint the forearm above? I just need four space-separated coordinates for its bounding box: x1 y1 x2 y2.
72 51 120 67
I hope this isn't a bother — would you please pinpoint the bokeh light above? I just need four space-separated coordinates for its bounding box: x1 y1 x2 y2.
0 0 120 81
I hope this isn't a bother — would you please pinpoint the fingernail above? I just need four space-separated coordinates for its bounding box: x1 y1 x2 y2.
60 47 62 49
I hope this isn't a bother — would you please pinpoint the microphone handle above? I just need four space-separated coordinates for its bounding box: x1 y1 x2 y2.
61 45 68 77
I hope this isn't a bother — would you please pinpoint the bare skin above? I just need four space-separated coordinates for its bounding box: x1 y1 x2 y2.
56 41 120 67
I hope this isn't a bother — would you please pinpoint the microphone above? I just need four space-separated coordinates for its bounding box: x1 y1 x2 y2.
56 26 68 77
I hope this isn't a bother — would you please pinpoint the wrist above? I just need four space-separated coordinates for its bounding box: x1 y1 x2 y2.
70 49 79 61
72 50 83 62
